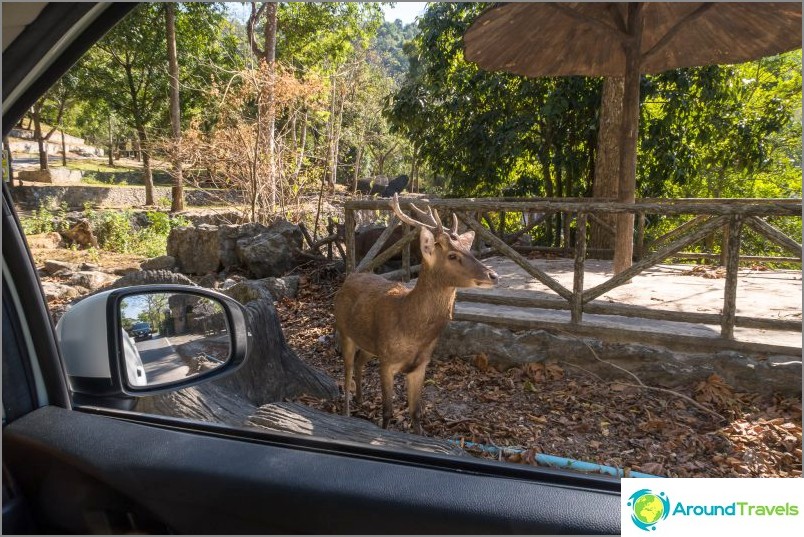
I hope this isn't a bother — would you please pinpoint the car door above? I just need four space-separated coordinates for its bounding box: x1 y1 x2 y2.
2 3 621 534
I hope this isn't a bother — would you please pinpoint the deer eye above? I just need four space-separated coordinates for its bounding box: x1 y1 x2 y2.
448 253 459 261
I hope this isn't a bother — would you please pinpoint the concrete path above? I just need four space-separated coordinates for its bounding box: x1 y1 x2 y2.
453 256 802 353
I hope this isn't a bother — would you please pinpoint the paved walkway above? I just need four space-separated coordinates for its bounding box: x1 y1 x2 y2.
453 257 802 353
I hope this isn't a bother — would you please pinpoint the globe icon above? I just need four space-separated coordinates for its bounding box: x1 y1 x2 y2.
633 494 664 525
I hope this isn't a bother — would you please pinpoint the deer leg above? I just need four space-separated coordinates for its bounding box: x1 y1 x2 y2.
405 360 429 436
354 350 372 405
341 336 357 416
379 361 395 429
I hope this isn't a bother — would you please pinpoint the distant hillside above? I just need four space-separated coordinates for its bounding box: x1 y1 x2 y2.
371 20 418 84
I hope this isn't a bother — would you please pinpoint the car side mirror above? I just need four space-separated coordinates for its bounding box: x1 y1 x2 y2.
56 285 249 407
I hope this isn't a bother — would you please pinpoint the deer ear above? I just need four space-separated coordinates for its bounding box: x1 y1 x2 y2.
457 230 475 250
419 227 436 264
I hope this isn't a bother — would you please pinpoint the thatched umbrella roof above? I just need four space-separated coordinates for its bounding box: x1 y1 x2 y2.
464 2 801 274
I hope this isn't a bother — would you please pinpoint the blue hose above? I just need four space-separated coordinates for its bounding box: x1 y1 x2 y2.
448 439 661 478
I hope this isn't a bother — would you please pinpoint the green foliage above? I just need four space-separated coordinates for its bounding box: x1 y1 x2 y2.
276 2 383 70
21 205 56 235
372 20 419 84
387 2 600 198
639 51 802 200
85 209 188 258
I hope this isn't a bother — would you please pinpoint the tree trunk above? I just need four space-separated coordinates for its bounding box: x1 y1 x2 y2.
265 2 278 211
107 114 115 167
324 73 338 190
612 4 644 276
166 3 184 213
136 124 155 206
32 105 49 171
352 144 363 194
590 77 623 256
3 138 15 185
331 85 346 190
60 126 67 167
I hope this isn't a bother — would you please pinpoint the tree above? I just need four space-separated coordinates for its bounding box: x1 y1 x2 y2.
80 4 169 205
28 74 75 171
247 2 279 210
166 3 184 212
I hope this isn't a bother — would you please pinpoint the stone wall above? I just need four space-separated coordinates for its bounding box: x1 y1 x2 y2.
10 185 244 210
432 321 802 396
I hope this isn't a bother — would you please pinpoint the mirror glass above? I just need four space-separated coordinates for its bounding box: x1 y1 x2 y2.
119 292 230 388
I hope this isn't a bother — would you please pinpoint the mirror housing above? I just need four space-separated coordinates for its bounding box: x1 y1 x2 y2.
56 285 250 407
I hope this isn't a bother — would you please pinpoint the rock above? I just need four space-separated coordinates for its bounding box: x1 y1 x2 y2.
43 259 78 275
235 219 303 278
18 168 82 184
218 222 270 268
111 265 142 276
141 255 177 271
166 225 221 275
69 270 114 291
225 280 275 304
26 232 63 249
259 275 300 301
196 273 219 288
41 282 82 301
80 262 100 271
61 219 98 249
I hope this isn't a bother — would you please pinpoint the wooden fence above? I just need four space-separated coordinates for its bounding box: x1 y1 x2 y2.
342 197 801 351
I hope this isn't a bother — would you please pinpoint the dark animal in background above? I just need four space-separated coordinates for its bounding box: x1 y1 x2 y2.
353 174 409 198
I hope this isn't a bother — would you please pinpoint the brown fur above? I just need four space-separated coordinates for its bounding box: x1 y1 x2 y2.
334 226 498 434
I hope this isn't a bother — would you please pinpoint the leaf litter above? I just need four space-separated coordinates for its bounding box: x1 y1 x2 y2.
279 270 801 478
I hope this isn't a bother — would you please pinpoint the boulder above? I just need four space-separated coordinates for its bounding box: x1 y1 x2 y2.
218 222 270 268
167 224 221 275
27 232 63 249
69 270 114 291
41 282 82 301
43 259 78 275
259 275 300 301
235 219 302 278
141 255 177 271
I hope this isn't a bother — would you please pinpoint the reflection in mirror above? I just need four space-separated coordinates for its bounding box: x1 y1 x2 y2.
119 292 230 388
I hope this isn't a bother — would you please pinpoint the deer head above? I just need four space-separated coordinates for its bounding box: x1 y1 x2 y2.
391 194 498 288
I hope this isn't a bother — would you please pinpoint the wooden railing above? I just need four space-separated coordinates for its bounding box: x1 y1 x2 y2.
342 197 801 349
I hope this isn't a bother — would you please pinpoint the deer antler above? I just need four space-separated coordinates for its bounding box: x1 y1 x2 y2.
391 193 442 234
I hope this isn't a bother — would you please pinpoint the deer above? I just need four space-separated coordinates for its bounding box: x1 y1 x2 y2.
334 194 499 435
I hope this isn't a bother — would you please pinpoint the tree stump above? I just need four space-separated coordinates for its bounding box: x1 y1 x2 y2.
247 402 467 457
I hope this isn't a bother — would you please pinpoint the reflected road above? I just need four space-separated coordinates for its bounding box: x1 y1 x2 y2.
136 334 189 384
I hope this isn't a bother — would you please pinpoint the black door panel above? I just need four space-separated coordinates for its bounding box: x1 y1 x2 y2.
3 406 620 534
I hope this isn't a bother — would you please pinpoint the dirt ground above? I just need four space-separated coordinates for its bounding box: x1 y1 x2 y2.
278 266 801 479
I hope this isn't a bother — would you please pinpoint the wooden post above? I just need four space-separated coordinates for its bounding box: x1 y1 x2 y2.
563 211 572 256
721 215 743 339
345 208 356 273
571 213 587 324
402 217 411 282
356 216 401 273
636 211 645 260
720 221 730 267
612 3 644 275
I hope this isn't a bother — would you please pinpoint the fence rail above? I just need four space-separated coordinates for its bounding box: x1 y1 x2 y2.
342 197 801 352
